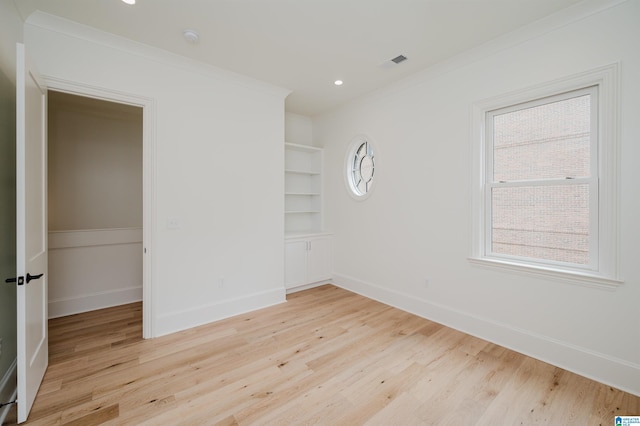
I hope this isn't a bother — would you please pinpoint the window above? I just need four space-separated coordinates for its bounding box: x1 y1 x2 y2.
488 88 595 267
345 135 376 200
470 65 621 287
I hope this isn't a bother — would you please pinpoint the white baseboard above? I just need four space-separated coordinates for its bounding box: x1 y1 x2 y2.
333 272 640 397
156 287 286 337
286 279 333 295
49 285 142 318
0 359 17 425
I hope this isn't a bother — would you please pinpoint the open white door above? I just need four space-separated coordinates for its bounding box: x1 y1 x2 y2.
15 43 48 423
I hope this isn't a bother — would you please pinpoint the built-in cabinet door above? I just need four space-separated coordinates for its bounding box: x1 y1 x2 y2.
306 237 332 284
285 235 332 290
284 240 307 289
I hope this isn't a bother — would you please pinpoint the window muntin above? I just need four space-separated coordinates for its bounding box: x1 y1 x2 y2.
345 135 376 200
485 86 598 270
351 141 374 195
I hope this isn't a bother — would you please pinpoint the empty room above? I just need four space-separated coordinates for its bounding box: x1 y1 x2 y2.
0 0 639 424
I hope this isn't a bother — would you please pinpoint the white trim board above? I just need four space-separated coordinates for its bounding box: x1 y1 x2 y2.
156 288 286 337
285 280 332 295
49 286 142 319
332 272 640 397
43 76 156 339
49 227 142 249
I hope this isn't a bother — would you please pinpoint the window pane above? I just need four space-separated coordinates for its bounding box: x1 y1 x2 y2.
349 140 375 196
491 184 589 264
493 94 591 181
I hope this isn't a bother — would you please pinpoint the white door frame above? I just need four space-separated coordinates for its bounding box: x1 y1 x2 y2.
43 76 156 338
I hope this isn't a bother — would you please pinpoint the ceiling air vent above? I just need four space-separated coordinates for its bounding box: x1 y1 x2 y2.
379 54 409 69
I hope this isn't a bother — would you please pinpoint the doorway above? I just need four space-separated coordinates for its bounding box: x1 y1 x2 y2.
47 91 144 321
43 79 155 338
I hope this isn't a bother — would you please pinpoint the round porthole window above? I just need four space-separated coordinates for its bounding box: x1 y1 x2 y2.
345 135 376 200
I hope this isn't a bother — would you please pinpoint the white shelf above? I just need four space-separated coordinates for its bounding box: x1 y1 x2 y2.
285 169 321 175
285 143 323 235
285 142 323 153
285 210 321 214
285 192 321 196
285 231 332 240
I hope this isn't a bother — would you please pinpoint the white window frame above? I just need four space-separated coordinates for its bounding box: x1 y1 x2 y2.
485 86 598 270
344 134 377 201
469 64 622 289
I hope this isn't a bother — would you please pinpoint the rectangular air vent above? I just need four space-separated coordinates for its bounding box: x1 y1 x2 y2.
391 54 407 64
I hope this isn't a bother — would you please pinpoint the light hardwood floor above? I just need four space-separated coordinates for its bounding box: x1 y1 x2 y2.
5 284 640 425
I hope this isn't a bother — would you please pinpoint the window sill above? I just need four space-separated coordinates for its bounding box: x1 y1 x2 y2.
468 257 623 290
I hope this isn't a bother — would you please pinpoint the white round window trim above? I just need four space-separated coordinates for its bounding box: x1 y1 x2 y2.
345 135 376 200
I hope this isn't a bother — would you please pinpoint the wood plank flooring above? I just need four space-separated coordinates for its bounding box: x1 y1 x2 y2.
5 284 640 425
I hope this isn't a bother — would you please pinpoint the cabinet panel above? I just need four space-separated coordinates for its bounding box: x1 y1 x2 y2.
307 237 332 283
285 240 307 289
284 235 332 290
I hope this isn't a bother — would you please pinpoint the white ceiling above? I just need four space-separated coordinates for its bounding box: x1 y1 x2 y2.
13 0 585 116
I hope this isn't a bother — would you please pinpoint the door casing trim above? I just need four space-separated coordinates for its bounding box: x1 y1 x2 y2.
43 76 156 338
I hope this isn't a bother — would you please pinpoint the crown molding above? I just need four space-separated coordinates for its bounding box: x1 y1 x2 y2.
24 11 292 100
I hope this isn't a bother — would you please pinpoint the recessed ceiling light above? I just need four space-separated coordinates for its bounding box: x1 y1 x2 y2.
183 30 200 44
334 80 343 86
121 0 135 4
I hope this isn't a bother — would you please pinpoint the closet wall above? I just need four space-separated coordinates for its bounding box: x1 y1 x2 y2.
48 91 143 317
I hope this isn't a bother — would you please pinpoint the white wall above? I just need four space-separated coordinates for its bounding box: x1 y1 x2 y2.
0 0 22 84
48 92 143 231
48 228 142 317
315 0 640 395
0 1 21 421
24 12 289 336
285 111 313 146
47 93 144 317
